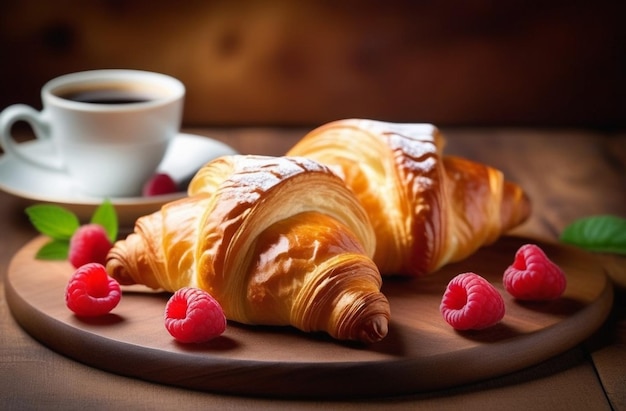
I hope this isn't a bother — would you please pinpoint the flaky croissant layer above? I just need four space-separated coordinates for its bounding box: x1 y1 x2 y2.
106 155 390 344
287 119 531 276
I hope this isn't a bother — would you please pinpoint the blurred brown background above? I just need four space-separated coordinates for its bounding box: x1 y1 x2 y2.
1 0 624 128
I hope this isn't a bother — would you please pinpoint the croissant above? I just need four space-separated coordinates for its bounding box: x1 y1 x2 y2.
106 155 390 344
286 119 531 276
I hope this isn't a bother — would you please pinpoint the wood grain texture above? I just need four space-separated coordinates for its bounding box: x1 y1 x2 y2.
1 127 624 409
6 235 613 399
1 1 623 127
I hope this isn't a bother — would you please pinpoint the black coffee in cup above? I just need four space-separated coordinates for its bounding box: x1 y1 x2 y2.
0 69 185 197
56 86 157 105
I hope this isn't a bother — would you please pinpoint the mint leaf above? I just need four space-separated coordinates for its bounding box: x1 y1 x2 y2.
25 205 80 240
26 200 119 262
90 199 118 242
560 215 626 255
35 239 70 260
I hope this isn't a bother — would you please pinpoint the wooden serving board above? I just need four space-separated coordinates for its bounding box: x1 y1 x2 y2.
5 236 613 399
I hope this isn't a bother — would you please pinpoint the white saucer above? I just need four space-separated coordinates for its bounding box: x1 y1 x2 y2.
0 133 237 227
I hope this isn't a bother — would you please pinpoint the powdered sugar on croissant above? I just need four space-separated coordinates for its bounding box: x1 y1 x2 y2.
106 155 389 344
287 119 531 276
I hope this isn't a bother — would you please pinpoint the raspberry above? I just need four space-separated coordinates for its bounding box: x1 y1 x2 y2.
164 287 227 343
68 224 113 269
65 263 121 316
503 244 567 300
440 272 505 330
143 173 178 196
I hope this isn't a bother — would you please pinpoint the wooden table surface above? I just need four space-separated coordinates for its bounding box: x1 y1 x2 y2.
1 126 625 410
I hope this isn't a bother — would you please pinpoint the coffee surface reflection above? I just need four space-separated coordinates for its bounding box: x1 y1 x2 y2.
57 89 154 105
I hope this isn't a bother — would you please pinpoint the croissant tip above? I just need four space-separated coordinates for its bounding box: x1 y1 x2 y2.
359 315 389 344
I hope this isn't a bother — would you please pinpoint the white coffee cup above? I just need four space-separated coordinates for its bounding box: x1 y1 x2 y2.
0 69 185 197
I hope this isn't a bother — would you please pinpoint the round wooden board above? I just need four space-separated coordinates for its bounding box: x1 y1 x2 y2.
5 236 614 399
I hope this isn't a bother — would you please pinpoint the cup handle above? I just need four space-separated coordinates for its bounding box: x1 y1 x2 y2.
0 104 64 170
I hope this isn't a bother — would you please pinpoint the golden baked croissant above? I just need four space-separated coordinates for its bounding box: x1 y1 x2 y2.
106 155 390 344
286 119 531 276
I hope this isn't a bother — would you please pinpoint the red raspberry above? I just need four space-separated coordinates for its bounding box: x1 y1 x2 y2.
143 173 178 196
503 244 567 300
440 272 505 330
65 263 121 316
68 224 113 269
164 287 227 343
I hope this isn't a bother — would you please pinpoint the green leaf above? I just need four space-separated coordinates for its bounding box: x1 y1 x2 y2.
35 239 70 260
90 199 118 242
25 205 80 240
560 215 626 255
